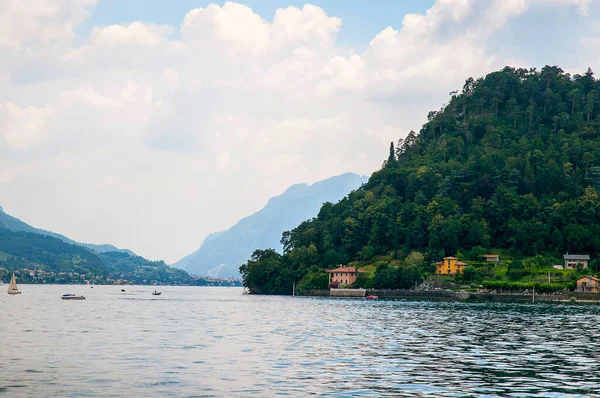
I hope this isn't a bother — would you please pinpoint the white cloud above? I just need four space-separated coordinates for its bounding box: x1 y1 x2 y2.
0 0 97 47
0 170 14 183
0 102 53 149
90 22 172 48
0 0 596 263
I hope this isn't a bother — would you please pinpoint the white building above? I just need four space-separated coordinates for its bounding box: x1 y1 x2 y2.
563 254 590 269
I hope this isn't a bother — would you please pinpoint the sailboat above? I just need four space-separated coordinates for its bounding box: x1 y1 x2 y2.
7 272 21 295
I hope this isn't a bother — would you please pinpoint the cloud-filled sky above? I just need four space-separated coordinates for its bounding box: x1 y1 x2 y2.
0 0 598 263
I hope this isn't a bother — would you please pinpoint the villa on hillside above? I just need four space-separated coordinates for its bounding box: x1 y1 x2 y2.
576 276 600 293
563 254 590 269
326 266 366 286
484 254 500 263
435 257 467 275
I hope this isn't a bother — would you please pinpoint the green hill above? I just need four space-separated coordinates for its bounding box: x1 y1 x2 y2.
0 206 134 255
240 66 600 294
0 226 194 285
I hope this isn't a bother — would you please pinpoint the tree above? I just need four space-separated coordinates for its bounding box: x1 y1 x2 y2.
507 260 524 281
526 100 535 132
373 262 397 289
587 90 598 122
397 265 422 289
463 266 477 282
583 152 593 176
568 88 580 117
239 249 290 295
404 251 425 268
507 97 519 130
351 272 369 288
469 246 487 261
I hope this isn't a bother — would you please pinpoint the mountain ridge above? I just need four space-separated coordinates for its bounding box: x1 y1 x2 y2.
0 206 134 255
173 172 369 277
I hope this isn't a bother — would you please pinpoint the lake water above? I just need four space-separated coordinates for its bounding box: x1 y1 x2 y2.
1 285 599 397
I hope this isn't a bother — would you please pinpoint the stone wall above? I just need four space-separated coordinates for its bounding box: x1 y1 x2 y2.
366 289 470 300
296 288 600 302
330 288 366 297
296 289 329 296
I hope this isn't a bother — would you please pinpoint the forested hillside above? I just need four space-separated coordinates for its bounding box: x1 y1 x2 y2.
241 66 600 294
0 206 134 255
0 226 194 285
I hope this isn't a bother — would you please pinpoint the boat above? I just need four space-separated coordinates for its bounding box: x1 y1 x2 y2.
121 289 126 292
61 293 85 300
151 291 161 296
365 295 378 300
7 272 21 295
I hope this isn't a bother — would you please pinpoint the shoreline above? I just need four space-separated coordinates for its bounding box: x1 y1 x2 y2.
296 289 600 303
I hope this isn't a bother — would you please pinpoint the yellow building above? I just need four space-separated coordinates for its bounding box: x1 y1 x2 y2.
435 257 467 275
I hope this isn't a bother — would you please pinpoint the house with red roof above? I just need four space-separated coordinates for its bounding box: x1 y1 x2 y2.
576 276 600 293
326 266 365 286
435 257 467 275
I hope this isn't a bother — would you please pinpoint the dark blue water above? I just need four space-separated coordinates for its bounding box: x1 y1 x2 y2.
1 285 599 397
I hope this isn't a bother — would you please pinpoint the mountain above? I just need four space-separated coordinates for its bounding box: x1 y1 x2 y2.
173 172 369 277
0 206 210 285
240 65 600 294
0 226 194 285
0 206 134 255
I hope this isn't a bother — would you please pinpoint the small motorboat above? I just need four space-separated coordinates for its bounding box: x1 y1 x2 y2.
365 295 379 300
61 293 86 300
151 291 161 296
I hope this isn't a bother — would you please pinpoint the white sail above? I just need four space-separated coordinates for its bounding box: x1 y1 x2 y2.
7 272 20 294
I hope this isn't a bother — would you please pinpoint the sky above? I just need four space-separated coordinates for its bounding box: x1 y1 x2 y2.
0 0 599 264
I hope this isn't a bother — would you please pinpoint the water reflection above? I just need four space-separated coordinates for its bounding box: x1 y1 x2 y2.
1 286 599 396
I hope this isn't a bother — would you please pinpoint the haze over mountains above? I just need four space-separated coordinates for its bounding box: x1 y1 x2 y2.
0 206 133 255
0 206 199 285
173 173 369 277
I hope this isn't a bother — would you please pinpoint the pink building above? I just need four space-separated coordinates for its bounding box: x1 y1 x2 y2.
326 266 365 286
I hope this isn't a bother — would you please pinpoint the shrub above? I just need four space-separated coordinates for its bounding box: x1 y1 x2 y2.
469 246 487 261
297 272 328 291
351 272 369 288
463 266 477 282
404 251 425 268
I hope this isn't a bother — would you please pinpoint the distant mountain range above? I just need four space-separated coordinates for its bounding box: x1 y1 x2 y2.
172 173 369 277
0 206 134 255
0 206 200 285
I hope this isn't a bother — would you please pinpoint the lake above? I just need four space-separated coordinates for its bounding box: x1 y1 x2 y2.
1 285 599 397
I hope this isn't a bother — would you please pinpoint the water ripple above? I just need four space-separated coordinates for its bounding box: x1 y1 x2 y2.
2 286 600 396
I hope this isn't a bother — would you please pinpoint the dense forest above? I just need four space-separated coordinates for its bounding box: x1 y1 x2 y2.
0 226 233 285
241 66 600 294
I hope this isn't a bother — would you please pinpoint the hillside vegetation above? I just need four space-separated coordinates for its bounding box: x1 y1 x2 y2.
0 206 133 255
0 226 197 285
240 66 600 294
